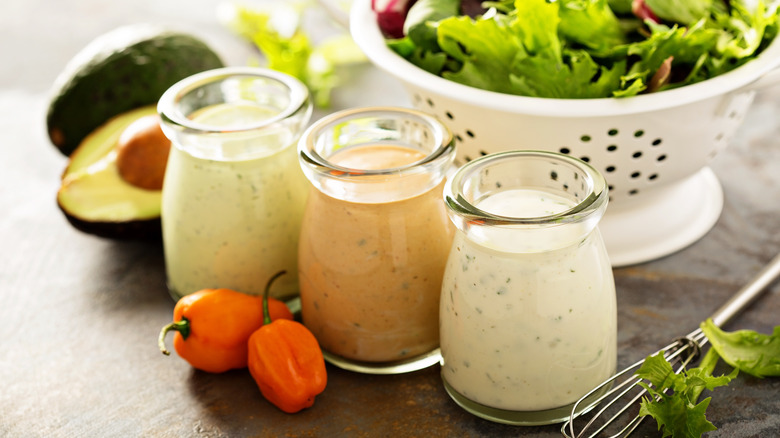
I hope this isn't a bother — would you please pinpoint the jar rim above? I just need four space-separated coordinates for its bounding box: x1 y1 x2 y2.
444 150 609 226
298 106 455 178
157 67 310 134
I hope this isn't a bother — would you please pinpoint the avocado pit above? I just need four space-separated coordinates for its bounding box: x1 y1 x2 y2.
116 115 171 191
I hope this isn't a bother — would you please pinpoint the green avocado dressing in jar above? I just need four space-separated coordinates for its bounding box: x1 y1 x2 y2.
158 67 312 300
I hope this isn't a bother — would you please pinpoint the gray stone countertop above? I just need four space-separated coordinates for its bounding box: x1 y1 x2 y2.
1 0 778 437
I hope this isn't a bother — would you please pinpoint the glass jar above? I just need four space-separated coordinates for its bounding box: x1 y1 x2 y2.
298 107 455 374
440 151 617 425
158 67 312 301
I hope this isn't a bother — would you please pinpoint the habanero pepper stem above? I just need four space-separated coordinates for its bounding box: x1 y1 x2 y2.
248 271 327 413
157 277 294 373
263 270 287 326
158 318 190 356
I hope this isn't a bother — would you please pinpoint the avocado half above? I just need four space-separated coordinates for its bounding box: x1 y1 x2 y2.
57 106 163 240
47 23 224 156
48 24 225 239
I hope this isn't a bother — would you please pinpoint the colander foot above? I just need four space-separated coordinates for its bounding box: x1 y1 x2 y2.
600 167 723 267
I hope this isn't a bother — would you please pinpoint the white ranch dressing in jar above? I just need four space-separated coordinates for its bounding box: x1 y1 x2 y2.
439 151 617 425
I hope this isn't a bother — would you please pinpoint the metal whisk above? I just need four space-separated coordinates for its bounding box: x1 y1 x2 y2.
562 252 780 438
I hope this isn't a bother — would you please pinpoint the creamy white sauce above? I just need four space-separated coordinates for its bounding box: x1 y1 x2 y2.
440 189 616 411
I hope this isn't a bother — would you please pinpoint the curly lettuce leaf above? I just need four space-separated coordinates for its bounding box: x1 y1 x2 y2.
712 0 773 58
636 352 736 438
433 0 627 98
701 319 780 378
390 0 780 99
436 15 526 93
645 0 714 25
559 0 626 53
510 50 627 98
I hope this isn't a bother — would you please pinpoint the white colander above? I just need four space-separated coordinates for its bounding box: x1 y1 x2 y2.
350 1 780 266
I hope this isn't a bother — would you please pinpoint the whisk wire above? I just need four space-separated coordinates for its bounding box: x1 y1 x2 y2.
563 332 704 438
562 252 780 438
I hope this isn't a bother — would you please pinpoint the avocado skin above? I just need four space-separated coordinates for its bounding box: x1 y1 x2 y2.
58 205 163 241
47 24 224 156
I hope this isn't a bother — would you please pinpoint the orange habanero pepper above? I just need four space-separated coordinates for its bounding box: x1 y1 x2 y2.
158 275 293 373
247 273 327 413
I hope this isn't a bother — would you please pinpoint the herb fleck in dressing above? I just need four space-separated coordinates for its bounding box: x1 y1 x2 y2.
440 189 617 411
162 103 308 300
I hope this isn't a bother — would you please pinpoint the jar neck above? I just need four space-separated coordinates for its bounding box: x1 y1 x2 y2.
158 67 312 161
299 107 455 203
444 151 608 252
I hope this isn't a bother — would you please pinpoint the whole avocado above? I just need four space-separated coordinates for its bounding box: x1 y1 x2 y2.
46 24 224 156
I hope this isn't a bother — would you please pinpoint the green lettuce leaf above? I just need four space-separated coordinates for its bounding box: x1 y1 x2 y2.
636 352 735 438
390 0 780 99
559 0 626 53
221 2 366 107
404 0 461 51
434 0 627 98
645 0 714 25
436 15 526 93
701 319 780 378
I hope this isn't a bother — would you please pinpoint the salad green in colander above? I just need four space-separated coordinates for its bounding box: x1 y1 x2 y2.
377 0 780 98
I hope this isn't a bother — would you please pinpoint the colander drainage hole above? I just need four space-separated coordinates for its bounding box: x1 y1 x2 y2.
632 151 643 159
607 145 618 152
605 166 616 173
446 111 454 119
559 147 570 154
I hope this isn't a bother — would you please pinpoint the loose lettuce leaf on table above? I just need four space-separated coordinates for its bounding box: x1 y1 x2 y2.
701 318 780 378
636 351 736 438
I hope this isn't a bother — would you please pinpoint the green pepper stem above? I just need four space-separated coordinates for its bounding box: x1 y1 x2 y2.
158 318 191 355
263 270 287 325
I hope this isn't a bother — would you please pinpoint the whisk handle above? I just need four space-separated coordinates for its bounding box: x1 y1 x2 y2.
710 252 780 327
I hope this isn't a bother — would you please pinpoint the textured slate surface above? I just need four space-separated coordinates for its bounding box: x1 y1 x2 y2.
1 1 779 437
